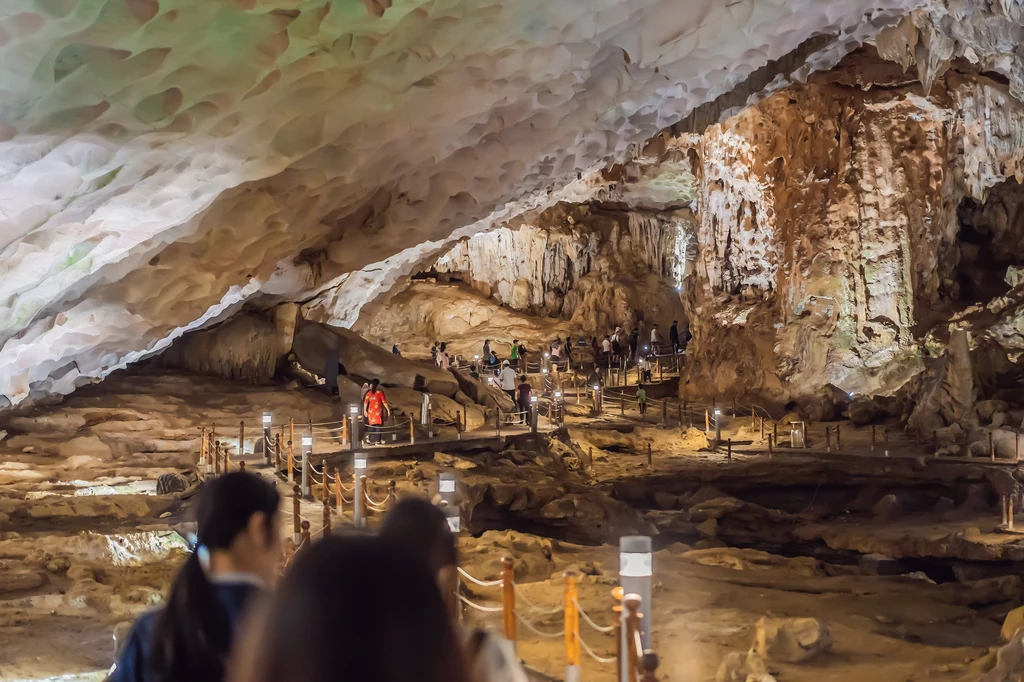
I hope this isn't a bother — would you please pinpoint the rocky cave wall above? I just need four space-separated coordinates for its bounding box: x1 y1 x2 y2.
678 51 1024 409
0 0 916 408
346 202 691 353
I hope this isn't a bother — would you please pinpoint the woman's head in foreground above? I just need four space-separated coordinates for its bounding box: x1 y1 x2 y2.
231 535 470 682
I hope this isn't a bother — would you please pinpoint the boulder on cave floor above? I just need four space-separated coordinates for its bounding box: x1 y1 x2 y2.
978 400 1011 424
753 616 832 663
848 397 886 426
716 649 776 682
293 323 460 397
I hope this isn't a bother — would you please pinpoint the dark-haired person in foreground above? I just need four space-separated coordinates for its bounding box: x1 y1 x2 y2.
111 472 281 682
229 535 472 682
379 498 529 682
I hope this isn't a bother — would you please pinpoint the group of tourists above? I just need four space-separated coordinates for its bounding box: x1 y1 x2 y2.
111 473 525 682
594 320 689 366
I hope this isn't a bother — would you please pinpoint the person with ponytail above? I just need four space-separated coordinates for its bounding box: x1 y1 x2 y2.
111 472 281 682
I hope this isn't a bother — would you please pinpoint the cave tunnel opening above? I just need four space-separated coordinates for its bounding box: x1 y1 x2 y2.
954 178 1024 304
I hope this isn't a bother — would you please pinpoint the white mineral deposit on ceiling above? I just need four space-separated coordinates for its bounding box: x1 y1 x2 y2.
0 0 921 405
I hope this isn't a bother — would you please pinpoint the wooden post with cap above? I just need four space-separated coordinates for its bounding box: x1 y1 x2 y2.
647 443 652 467
502 556 516 647
612 586 624 682
214 441 221 475
564 572 581 678
199 427 207 470
292 484 301 545
323 499 331 536
624 594 643 682
333 467 342 512
275 433 282 472
287 440 294 482
321 459 328 501
239 420 245 458
300 520 311 551
239 461 246 472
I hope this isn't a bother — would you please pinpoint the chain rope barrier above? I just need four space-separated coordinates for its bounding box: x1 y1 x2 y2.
578 633 616 664
574 597 615 633
515 612 565 638
457 594 505 613
457 567 503 588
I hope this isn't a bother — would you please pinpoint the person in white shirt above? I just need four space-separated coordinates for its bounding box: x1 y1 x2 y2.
601 336 611 354
641 356 653 382
650 324 661 354
498 361 518 402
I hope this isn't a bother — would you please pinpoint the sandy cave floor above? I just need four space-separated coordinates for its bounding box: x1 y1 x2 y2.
0 371 1022 681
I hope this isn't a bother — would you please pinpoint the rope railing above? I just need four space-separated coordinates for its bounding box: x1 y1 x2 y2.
455 560 659 677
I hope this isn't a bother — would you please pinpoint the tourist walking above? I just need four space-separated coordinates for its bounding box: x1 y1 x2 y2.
636 384 648 415
516 341 527 373
392 343 401 356
227 536 471 682
516 375 531 424
436 343 451 370
363 379 390 445
430 341 439 362
669 321 680 354
640 356 652 383
498 360 517 403
113 473 281 682
650 324 661 355
483 339 491 360
562 336 574 370
590 336 600 364
611 327 623 363
629 327 639 361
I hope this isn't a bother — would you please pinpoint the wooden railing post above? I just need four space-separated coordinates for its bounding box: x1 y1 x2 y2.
239 461 246 472
564 572 581 680
239 420 245 457
323 499 331 536
225 444 232 472
321 459 328 501
388 480 397 509
300 520 311 550
612 586 624 682
287 440 294 482
292 484 301 545
275 433 282 472
624 594 643 682
199 427 207 470
289 418 295 458
214 441 221 475
342 417 348 447
502 556 516 647
332 467 342 512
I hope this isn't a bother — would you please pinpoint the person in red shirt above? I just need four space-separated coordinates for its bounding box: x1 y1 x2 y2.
362 379 390 445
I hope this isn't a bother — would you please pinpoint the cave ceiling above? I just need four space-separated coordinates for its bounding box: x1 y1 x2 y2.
1 0 1022 406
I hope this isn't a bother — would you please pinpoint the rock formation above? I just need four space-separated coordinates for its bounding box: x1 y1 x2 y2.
0 0 929 407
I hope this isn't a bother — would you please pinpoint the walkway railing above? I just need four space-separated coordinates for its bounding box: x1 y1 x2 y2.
456 559 659 681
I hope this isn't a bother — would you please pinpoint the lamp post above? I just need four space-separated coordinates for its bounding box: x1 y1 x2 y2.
714 408 722 447
439 472 456 508
301 435 313 497
353 453 368 528
530 395 539 433
444 504 461 534
593 385 602 414
262 413 272 466
554 390 563 426
474 354 480 373
349 404 360 450
619 534 653 680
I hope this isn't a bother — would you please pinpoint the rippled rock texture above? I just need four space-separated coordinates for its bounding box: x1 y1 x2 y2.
0 0 924 406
